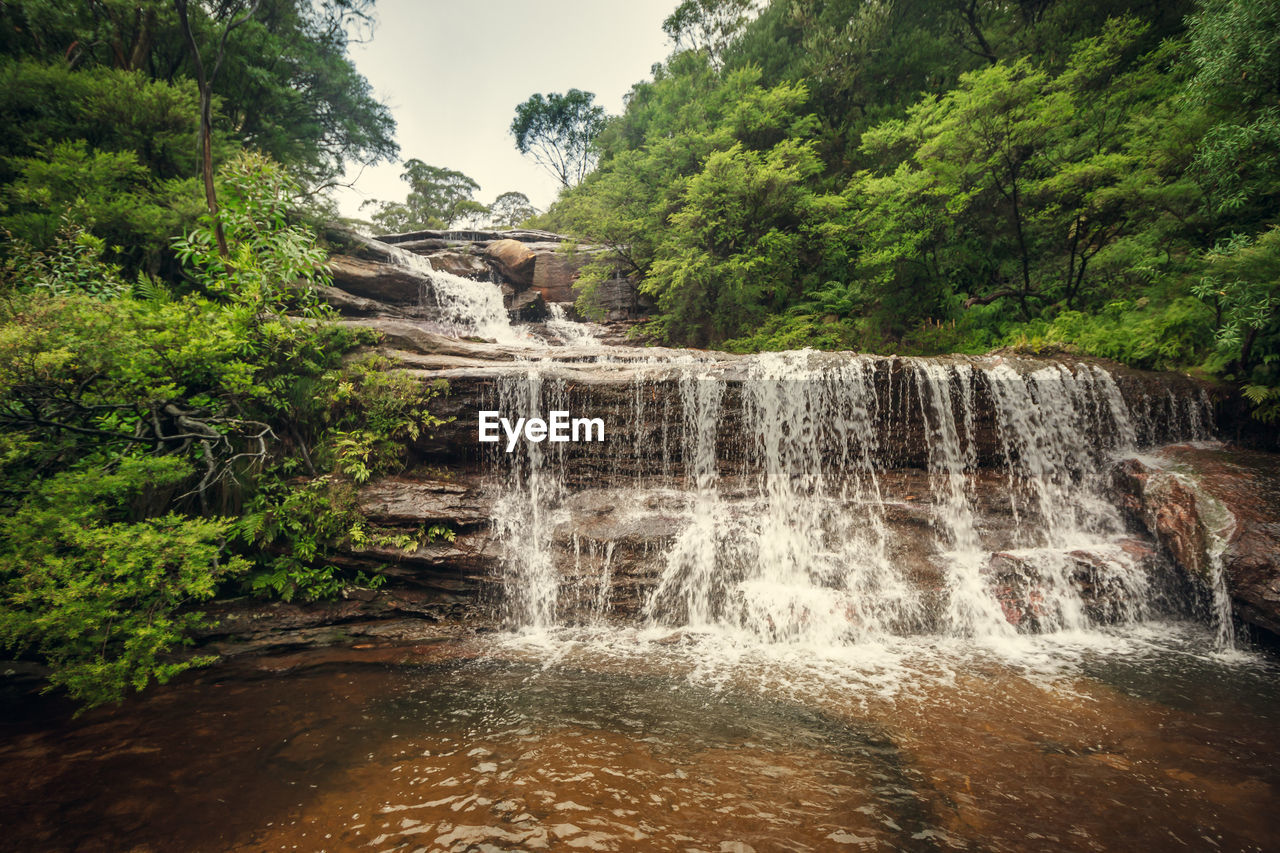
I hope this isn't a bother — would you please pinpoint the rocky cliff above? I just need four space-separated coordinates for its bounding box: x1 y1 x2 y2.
319 226 652 326
200 233 1280 654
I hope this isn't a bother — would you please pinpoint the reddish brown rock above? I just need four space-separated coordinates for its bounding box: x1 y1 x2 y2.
1116 446 1280 638
483 238 537 287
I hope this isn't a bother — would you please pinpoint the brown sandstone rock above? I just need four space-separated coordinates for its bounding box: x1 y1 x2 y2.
483 239 537 287
427 251 490 279
1116 446 1280 638
531 250 582 302
327 255 427 305
358 477 491 528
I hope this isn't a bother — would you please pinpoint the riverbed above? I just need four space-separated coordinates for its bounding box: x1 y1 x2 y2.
3 622 1276 852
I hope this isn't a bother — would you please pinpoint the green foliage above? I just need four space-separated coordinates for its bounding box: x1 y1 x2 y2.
0 58 202 180
318 355 446 484
0 0 397 186
546 0 1275 418
721 313 862 353
363 160 482 233
237 356 448 601
1193 227 1280 384
1182 0 1280 223
1002 298 1216 369
0 59 205 269
172 151 331 317
645 139 849 344
235 474 367 602
663 0 757 69
1 219 129 298
511 89 607 188
0 152 430 706
0 457 248 709
854 18 1174 325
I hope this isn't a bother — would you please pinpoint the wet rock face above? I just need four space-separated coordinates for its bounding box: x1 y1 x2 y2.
985 540 1162 631
394 349 1216 476
327 255 427 306
357 476 492 529
1116 447 1280 639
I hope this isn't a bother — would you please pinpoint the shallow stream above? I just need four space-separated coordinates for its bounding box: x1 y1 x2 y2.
2 624 1277 852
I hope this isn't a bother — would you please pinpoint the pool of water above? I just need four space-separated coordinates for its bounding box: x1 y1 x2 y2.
1 622 1277 852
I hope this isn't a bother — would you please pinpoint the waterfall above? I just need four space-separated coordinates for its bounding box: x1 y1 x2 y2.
381 244 605 347
546 303 601 346
380 243 531 344
487 367 568 627
423 267 532 344
482 351 1216 644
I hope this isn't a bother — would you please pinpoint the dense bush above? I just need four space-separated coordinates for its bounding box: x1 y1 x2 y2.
545 0 1279 417
0 154 443 706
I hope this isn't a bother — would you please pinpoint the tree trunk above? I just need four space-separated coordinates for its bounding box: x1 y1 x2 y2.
172 0 258 259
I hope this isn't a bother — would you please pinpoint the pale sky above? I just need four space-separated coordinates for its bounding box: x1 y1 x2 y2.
331 0 681 222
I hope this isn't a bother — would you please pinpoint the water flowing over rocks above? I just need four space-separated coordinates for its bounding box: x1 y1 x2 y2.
320 226 651 326
1116 445 1280 639
204 227 1280 655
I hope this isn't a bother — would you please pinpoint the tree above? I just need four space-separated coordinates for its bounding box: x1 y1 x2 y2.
511 89 606 188
173 0 260 257
0 0 398 190
645 139 847 345
363 160 482 232
489 191 536 228
0 60 206 269
663 0 757 69
1183 0 1280 221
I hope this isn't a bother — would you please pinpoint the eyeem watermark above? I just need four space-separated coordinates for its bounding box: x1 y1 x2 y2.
478 410 605 452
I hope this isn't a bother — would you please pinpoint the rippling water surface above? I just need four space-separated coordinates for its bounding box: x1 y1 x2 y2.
1 623 1277 852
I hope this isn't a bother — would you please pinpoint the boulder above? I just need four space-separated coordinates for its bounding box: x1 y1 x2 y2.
483 239 537 287
327 255 427 305
427 251 490 280
1115 446 1280 638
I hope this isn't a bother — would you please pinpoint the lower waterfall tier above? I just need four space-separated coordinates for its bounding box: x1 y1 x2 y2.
309 339 1264 647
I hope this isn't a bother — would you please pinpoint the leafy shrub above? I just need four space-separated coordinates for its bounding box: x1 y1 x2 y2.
0 458 248 709
1001 298 1216 369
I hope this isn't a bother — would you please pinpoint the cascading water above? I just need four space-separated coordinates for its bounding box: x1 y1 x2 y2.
381 242 534 344
545 302 601 346
482 350 1219 648
381 242 604 347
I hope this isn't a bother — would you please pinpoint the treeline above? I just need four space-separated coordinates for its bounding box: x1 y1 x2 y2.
0 2 443 707
546 0 1279 418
